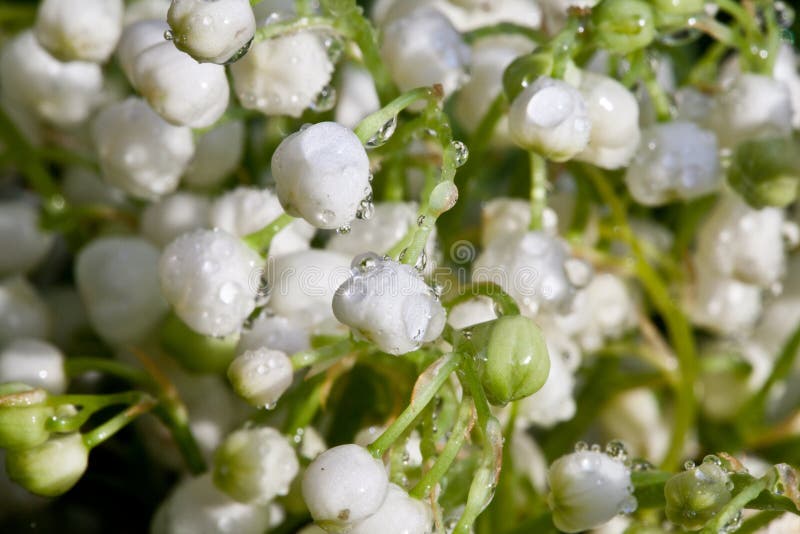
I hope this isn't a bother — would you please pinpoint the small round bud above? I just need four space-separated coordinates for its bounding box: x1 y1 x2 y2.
0 339 66 394
5 433 88 497
227 348 293 408
213 426 299 505
116 19 170 84
664 460 732 530
349 483 432 534
727 136 800 208
0 199 53 277
168 0 256 64
0 385 53 451
333 255 446 355
272 122 371 230
133 42 229 128
508 76 591 161
547 449 636 533
34 0 124 63
302 444 389 527
481 315 550 404
591 0 656 55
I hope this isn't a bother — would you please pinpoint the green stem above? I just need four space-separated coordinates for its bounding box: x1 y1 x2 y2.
410 400 474 499
550 16 582 79
353 86 440 144
242 213 295 255
290 338 352 370
700 476 770 534
45 391 149 433
82 395 157 449
0 107 59 199
64 358 154 389
528 152 548 231
443 282 520 316
254 15 336 42
453 418 503 534
632 50 672 122
458 356 492 431
368 352 461 458
464 22 546 44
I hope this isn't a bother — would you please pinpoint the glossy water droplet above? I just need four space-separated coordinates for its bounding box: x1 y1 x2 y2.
590 443 601 452
684 460 696 470
323 35 345 63
224 38 253 65
415 248 427 271
365 116 397 148
605 440 629 462
658 27 701 46
720 510 743 533
164 29 174 41
356 190 374 220
574 441 589 452
337 224 352 234
631 459 654 471
310 84 337 112
451 140 469 167
417 215 426 227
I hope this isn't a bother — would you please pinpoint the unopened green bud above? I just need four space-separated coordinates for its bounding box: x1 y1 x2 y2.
160 312 237 373
650 0 705 16
502 50 554 102
592 0 656 55
727 137 800 208
429 181 459 216
480 315 550 405
0 384 53 450
664 460 732 530
6 433 89 497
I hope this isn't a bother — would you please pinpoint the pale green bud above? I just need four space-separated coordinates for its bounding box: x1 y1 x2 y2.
664 460 732 530
727 136 800 208
592 0 656 55
0 384 53 450
160 312 237 373
6 433 88 497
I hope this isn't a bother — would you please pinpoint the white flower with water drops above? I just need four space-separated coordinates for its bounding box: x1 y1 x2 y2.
227 348 293 409
34 0 124 63
167 0 256 64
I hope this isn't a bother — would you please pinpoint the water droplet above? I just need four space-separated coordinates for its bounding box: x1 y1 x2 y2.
356 190 374 220
415 248 428 271
323 35 345 63
417 215 426 227
631 459 654 471
451 140 469 167
590 443 601 452
658 28 701 46
224 38 253 64
684 460 696 470
337 224 351 234
605 440 628 462
310 84 337 112
365 116 397 148
574 441 589 452
719 510 743 533
164 29 174 41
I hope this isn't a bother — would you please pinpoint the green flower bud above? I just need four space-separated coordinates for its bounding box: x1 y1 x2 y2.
727 137 800 208
592 0 656 55
502 50 554 102
160 312 237 373
0 384 53 450
6 433 89 497
480 315 550 405
664 460 732 530
650 0 705 16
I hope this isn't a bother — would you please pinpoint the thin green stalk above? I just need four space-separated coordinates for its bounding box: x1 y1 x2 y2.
0 107 59 199
368 352 461 458
464 22 546 44
83 395 157 449
699 476 770 534
64 357 154 389
45 391 147 433
453 418 503 534
353 86 440 144
290 338 352 370
528 152 547 231
410 400 474 499
243 213 295 255
444 281 520 316
458 356 492 431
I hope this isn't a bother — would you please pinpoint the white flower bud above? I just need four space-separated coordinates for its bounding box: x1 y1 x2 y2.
227 348 293 408
92 98 195 199
141 192 211 248
184 120 245 189
349 483 432 534
236 313 311 356
696 194 785 288
0 31 102 127
272 122 371 230
381 7 470 100
575 72 640 169
159 229 263 337
600 388 669 463
687 261 762 335
333 255 446 355
547 450 636 533
213 426 299 504
133 42 229 128
116 19 170 83
0 339 66 394
0 200 53 276
509 76 591 161
473 231 577 316
265 250 351 331
124 0 171 26
152 474 271 534
299 426 328 461
335 63 381 129
480 197 559 247
302 444 389 527
209 187 315 256
0 278 50 345
168 0 256 64
624 121 720 206
710 73 793 149
510 429 548 493
230 31 332 117
34 0 124 63
76 237 168 345
6 433 88 497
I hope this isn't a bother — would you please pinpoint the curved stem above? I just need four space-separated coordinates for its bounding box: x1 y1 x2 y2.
443 281 520 316
699 476 770 534
83 394 157 449
64 358 154 389
453 417 503 534
458 356 492 431
354 86 441 144
290 338 352 370
528 152 548 230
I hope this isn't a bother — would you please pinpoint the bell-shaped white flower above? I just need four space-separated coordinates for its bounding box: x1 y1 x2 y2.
34 0 124 63
213 426 299 504
140 192 211 248
236 312 311 356
508 76 591 161
575 71 640 169
92 97 195 199
696 194 785 289
0 339 66 394
159 228 263 337
152 473 271 534
349 483 432 534
547 449 636 533
209 187 315 256
168 0 256 64
184 120 245 189
333 254 446 355
227 348 293 408
0 31 102 127
624 121 720 206
381 7 470 100
0 200 53 276
0 278 50 345
265 249 351 331
230 31 333 117
6 433 88 497
687 260 762 335
133 42 229 128
75 237 168 345
302 444 389 527
335 62 381 129
116 19 170 83
272 122 371 230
